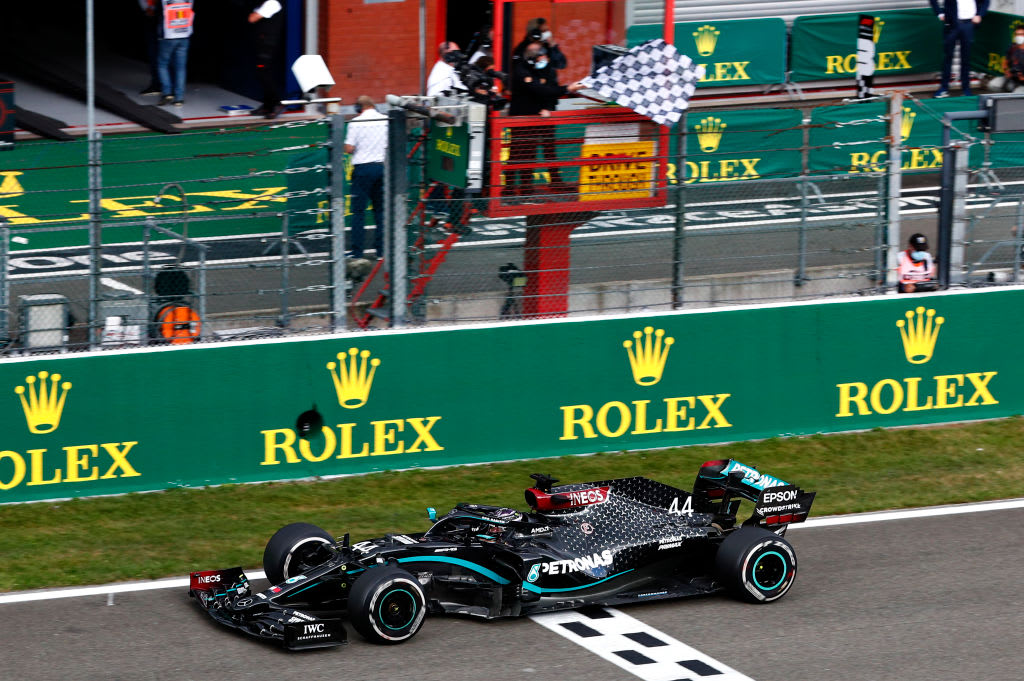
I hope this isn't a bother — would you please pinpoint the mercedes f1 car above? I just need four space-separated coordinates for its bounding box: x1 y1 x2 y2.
189 458 815 649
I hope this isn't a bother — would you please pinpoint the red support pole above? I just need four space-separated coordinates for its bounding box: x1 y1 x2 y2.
522 212 596 317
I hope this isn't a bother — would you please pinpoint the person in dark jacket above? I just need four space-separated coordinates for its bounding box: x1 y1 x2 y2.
248 0 285 118
506 42 584 196
512 18 567 71
929 0 990 97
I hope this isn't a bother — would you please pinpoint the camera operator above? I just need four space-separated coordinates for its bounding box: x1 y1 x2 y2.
506 42 585 196
426 41 465 97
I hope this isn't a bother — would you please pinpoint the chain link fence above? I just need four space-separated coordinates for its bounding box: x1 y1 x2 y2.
3 93 1022 355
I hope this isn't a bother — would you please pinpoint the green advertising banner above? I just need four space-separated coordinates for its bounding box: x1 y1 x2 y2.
0 123 328 252
808 97 985 174
971 11 1024 75
669 108 803 184
628 18 787 87
790 9 944 82
427 123 470 189
2 287 1021 503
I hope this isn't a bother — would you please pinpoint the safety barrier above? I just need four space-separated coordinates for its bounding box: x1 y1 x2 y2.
1 286 1020 503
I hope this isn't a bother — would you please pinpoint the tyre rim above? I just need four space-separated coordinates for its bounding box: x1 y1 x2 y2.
752 551 787 591
378 588 418 631
284 539 331 579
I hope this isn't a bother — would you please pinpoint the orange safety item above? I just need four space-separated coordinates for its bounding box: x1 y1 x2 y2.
155 303 201 344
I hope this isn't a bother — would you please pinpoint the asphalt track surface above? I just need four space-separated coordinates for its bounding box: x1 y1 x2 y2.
3 502 1022 681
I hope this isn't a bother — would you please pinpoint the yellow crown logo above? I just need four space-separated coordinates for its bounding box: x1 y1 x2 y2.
0 171 25 198
15 370 72 434
896 307 944 365
900 106 916 142
1011 19 1024 34
623 327 674 386
873 18 885 43
695 116 726 153
327 348 381 409
692 25 720 57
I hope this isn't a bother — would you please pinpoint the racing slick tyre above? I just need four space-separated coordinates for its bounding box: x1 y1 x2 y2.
715 527 797 604
263 522 336 585
348 566 427 644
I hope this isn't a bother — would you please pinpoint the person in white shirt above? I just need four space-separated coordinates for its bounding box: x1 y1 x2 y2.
930 0 990 97
426 41 465 97
344 96 389 258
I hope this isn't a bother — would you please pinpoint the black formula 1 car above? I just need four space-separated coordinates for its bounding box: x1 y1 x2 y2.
189 458 815 649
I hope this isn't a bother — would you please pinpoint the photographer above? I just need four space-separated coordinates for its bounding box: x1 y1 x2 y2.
507 42 585 196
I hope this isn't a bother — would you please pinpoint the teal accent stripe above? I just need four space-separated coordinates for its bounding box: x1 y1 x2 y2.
396 556 510 584
521 569 634 594
289 580 323 596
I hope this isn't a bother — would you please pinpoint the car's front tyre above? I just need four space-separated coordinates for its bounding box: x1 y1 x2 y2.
262 522 336 585
715 526 797 603
348 566 427 644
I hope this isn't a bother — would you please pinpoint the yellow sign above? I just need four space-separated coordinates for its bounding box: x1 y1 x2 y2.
835 307 998 418
579 141 656 201
3 368 141 492
623 327 674 386
327 348 380 409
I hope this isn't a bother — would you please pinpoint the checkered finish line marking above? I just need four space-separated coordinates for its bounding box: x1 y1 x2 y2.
530 606 754 681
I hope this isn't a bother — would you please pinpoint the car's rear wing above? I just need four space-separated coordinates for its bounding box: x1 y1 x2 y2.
693 459 815 527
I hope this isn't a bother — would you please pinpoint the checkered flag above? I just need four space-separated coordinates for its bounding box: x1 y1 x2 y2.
581 39 704 127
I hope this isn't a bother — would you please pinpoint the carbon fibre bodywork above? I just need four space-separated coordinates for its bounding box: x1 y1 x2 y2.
189 459 815 649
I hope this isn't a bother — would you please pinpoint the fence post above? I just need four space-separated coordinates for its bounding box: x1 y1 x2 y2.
796 178 808 286
88 130 103 349
885 92 903 290
386 109 409 328
1015 198 1024 283
949 141 970 284
671 113 686 309
329 113 348 331
0 221 8 347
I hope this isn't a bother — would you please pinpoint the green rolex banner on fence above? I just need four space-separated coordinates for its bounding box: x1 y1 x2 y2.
426 123 470 189
808 97 983 175
672 108 803 184
790 9 944 82
285 148 330 229
971 11 1024 75
627 18 787 87
1 288 1021 503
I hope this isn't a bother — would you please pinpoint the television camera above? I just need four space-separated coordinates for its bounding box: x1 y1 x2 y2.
442 50 508 110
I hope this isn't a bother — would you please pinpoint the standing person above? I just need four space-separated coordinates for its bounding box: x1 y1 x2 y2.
930 0 990 97
426 41 465 96
138 0 162 96
512 18 567 70
506 42 584 196
248 0 285 119
897 233 938 293
344 96 388 259
156 0 195 107
987 25 1024 92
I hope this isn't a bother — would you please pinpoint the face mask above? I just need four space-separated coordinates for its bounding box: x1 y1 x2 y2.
910 250 929 261
1016 35 1024 45
534 59 548 69
540 30 552 42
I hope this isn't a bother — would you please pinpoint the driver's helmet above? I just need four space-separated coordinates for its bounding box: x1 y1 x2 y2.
484 507 522 538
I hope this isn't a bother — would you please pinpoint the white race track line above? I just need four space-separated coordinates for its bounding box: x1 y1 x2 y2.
2 496 1021 607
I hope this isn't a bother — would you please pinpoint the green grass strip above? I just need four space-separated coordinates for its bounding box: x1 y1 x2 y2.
2 417 1022 592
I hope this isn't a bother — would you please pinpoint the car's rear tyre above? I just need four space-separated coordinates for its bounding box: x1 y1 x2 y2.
263 522 336 585
715 526 797 603
348 566 427 644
